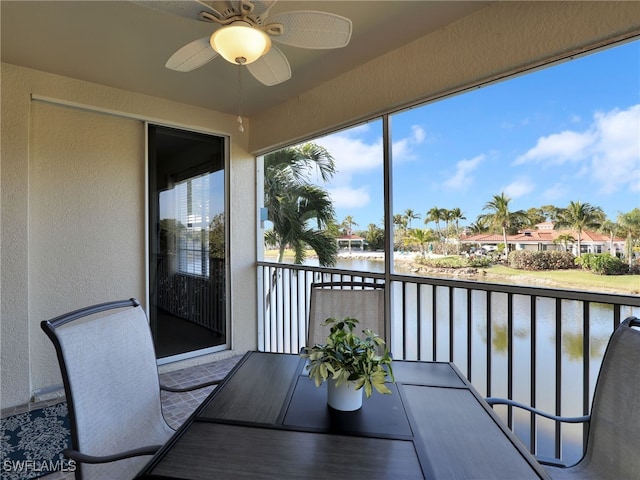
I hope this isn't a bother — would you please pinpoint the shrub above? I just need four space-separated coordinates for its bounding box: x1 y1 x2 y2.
467 256 492 268
508 250 575 271
575 253 628 275
575 253 597 270
413 255 491 269
415 256 465 268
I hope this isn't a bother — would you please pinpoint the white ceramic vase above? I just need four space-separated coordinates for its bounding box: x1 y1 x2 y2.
327 379 363 411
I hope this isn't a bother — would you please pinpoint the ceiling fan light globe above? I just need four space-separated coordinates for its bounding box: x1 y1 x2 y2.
210 21 271 65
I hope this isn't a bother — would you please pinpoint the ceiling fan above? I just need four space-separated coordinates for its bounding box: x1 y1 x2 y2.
136 0 353 86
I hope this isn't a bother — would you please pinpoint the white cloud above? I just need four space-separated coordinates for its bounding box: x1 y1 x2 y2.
328 186 371 209
314 124 428 212
411 125 426 143
392 125 428 163
590 105 640 193
503 178 535 199
513 130 595 165
512 104 640 194
316 123 427 173
442 154 485 190
317 134 382 173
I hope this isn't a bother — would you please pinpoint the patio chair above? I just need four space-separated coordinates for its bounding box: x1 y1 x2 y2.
41 298 223 480
307 281 385 347
487 316 640 480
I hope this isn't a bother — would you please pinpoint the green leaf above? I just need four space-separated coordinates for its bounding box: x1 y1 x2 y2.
372 381 392 395
300 315 394 397
364 379 373 398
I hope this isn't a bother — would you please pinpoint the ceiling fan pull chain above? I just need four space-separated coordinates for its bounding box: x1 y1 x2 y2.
237 63 245 133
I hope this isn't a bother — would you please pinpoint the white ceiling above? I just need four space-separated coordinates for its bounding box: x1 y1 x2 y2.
1 1 488 116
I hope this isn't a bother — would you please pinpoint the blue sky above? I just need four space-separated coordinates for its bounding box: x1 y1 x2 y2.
309 39 639 231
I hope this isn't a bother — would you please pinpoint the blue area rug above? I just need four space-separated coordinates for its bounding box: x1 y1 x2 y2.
1 403 74 479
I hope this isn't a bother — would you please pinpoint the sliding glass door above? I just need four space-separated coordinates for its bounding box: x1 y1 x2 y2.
148 124 227 359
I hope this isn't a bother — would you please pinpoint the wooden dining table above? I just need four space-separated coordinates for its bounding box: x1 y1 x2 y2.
137 351 550 479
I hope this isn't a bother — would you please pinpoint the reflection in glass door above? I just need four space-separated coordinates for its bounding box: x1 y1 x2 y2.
148 124 227 359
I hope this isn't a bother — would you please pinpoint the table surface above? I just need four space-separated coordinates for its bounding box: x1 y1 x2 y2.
138 351 550 479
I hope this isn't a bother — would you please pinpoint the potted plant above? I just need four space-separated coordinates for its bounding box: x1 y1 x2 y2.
301 317 394 411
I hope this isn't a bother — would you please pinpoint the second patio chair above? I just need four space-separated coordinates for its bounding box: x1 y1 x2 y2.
487 316 640 479
307 281 386 347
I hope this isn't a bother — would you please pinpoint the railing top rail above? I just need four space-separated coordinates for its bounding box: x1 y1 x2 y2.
389 271 640 306
312 281 385 289
258 261 385 281
257 261 640 307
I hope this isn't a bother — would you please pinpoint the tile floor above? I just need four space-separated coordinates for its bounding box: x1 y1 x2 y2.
159 355 243 429
4 355 243 480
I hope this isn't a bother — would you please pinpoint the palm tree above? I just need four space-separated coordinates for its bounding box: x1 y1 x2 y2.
340 215 359 252
478 193 528 257
449 207 466 254
617 208 640 267
426 206 445 236
393 213 407 232
404 209 421 229
440 209 452 235
439 209 455 254
553 233 576 252
554 201 604 257
450 207 466 235
392 213 408 251
340 215 358 235
598 220 620 256
467 219 488 234
264 143 338 266
408 228 438 256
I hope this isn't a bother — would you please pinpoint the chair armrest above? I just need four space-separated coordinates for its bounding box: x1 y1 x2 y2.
486 397 590 423
63 445 162 464
535 455 573 468
160 378 222 393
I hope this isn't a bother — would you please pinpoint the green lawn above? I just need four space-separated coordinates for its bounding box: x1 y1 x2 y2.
485 265 640 295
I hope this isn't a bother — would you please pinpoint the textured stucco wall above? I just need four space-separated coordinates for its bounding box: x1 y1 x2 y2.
249 1 640 153
28 102 146 391
1 64 257 408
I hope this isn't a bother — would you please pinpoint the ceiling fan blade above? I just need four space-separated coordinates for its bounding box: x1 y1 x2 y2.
131 0 222 22
165 37 218 72
246 46 291 86
266 11 352 49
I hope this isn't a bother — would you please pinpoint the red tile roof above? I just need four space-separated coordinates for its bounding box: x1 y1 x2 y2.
461 226 624 244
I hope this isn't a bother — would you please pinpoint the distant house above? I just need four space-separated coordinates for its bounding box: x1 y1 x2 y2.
461 223 625 256
337 234 366 252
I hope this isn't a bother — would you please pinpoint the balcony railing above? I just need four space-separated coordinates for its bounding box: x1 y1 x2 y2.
257 260 640 465
155 256 225 334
